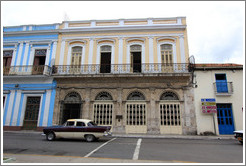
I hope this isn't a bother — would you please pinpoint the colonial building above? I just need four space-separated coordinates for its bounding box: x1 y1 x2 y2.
193 64 243 135
3 24 59 130
51 17 197 134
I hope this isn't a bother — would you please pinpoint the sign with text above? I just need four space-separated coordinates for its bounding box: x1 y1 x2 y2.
201 98 217 113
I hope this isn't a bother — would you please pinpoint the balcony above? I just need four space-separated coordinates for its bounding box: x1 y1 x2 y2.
213 82 233 95
3 65 52 76
52 63 190 76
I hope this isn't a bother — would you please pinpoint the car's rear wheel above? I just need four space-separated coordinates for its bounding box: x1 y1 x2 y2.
46 132 55 141
85 134 95 142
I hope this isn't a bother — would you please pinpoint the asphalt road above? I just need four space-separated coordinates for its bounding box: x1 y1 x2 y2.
3 132 243 163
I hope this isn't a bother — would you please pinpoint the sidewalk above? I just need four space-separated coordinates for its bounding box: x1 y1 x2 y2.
3 130 235 140
3 154 175 163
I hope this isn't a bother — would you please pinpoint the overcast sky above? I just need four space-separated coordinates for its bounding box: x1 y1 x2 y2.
1 1 245 64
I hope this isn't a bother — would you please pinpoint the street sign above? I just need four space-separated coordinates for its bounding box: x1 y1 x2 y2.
201 98 217 113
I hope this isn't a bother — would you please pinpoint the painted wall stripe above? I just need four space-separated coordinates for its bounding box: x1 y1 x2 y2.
13 44 20 66
16 43 23 66
26 44 31 66
17 93 24 126
3 34 58 41
3 93 11 125
48 81 57 126
20 43 26 66
49 42 54 66
42 90 51 126
39 92 47 126
9 91 17 126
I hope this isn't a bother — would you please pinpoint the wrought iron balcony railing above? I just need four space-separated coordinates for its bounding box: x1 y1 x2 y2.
3 65 52 76
213 82 233 95
51 63 190 75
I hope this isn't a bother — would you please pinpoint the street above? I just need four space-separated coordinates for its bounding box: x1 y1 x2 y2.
3 132 243 163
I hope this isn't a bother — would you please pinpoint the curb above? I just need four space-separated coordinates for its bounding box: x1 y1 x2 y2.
3 157 16 163
111 135 234 140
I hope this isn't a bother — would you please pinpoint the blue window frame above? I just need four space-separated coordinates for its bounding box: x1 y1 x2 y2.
215 74 228 93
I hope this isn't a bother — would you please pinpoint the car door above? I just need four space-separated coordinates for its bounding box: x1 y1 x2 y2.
73 121 86 139
58 121 76 139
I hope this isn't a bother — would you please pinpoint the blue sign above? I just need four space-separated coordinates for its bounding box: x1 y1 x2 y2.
201 98 216 102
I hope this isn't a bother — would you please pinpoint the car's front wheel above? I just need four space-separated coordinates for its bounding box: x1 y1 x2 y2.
85 134 95 142
46 132 55 141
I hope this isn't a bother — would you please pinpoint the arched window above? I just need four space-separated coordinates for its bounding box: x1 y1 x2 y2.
160 44 173 64
71 46 82 65
127 91 145 100
160 92 179 100
64 92 81 103
95 92 113 100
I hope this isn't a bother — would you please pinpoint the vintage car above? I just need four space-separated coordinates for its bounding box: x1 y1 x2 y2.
42 119 112 142
234 130 243 144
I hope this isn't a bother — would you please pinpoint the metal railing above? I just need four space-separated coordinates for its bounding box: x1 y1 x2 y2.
51 63 190 75
213 82 233 94
3 65 52 76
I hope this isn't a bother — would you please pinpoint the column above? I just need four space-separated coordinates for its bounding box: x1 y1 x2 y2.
148 37 154 72
118 37 123 73
179 35 186 71
59 40 66 65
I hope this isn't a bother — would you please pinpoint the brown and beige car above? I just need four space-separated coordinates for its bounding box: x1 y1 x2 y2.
43 119 112 142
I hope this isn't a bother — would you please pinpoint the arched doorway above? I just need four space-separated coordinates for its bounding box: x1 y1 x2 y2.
93 92 113 126
159 91 182 134
125 91 147 133
61 92 82 124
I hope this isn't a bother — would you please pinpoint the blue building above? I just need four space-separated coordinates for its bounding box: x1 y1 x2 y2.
3 24 59 130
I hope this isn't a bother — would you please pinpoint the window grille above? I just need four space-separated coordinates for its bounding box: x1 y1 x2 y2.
127 91 145 100
93 103 113 125
130 45 142 52
3 50 13 57
160 92 179 100
35 49 47 56
95 92 113 100
64 92 81 103
126 103 146 125
100 45 111 52
160 103 181 126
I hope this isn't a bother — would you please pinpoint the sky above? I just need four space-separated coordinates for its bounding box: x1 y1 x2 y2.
1 1 245 64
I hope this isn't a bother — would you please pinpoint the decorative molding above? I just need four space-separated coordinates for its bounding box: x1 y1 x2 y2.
61 33 184 41
96 38 115 44
156 36 177 42
126 37 145 43
68 39 87 45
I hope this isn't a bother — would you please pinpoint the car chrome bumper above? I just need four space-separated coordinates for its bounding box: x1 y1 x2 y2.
104 132 112 137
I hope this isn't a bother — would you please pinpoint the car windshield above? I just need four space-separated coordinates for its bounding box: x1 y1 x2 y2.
87 121 97 126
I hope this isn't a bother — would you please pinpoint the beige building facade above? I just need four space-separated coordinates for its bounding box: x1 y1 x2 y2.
51 17 197 134
194 64 243 135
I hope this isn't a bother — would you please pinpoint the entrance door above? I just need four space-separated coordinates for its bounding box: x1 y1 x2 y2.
125 103 147 133
23 97 41 130
131 52 141 73
100 53 111 73
217 104 235 134
62 104 81 124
